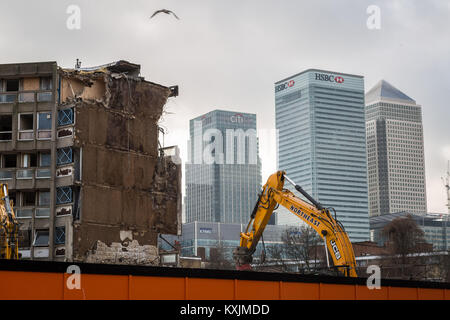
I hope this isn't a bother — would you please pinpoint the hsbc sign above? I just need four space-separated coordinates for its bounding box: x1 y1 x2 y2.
315 73 344 84
275 79 295 93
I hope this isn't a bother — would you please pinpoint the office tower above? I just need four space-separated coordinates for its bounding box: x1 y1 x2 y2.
365 80 427 216
275 69 369 242
185 110 262 224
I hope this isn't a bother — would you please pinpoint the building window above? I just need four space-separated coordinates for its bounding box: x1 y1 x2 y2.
56 186 72 204
58 108 74 126
0 154 15 180
2 154 16 168
22 191 36 207
57 147 73 165
39 191 50 207
6 79 20 92
40 77 52 90
36 191 50 218
22 153 37 168
39 153 51 167
36 152 51 179
33 229 49 247
38 77 52 102
18 113 34 140
0 115 12 141
0 79 20 103
37 112 52 139
16 153 36 179
55 226 65 245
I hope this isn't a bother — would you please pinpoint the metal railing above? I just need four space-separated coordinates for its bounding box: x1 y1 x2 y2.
36 168 51 179
0 90 53 103
0 167 51 181
0 169 14 180
15 207 51 219
16 168 35 179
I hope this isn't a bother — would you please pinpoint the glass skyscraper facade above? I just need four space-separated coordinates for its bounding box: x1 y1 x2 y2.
185 110 262 224
365 80 427 216
275 69 370 242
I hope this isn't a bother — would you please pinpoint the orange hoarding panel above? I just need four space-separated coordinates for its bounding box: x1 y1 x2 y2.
319 283 355 300
355 285 389 300
280 282 320 300
130 275 185 300
417 288 445 300
63 273 129 300
186 278 235 300
0 260 448 300
235 279 280 300
0 271 63 300
388 286 418 300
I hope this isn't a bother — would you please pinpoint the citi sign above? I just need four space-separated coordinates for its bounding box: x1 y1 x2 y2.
315 73 344 84
275 80 295 93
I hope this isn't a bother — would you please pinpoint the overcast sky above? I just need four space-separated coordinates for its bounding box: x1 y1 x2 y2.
1 0 449 213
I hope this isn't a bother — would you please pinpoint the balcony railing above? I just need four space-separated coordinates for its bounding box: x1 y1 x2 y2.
15 207 51 219
18 130 34 141
0 131 12 141
0 169 14 180
36 168 51 179
35 207 50 218
37 130 51 139
0 167 51 181
16 168 35 179
15 208 33 219
0 90 53 103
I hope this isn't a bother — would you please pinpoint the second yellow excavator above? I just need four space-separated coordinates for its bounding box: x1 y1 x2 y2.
233 171 357 277
0 184 19 260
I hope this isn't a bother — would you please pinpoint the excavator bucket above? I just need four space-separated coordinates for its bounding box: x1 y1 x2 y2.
233 246 253 270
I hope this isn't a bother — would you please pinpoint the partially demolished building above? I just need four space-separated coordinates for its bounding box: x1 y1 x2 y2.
0 60 181 264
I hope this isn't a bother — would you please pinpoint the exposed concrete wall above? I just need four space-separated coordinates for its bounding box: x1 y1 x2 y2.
58 66 181 263
85 240 159 265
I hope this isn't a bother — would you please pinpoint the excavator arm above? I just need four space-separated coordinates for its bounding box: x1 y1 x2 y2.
0 184 19 260
233 171 357 277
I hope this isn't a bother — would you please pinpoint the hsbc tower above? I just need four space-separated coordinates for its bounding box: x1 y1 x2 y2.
275 69 370 242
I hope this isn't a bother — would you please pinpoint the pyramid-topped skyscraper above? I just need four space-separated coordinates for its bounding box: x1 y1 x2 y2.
366 80 416 104
365 80 427 217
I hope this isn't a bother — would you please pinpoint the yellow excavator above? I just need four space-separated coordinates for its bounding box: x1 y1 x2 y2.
0 184 19 260
233 171 357 277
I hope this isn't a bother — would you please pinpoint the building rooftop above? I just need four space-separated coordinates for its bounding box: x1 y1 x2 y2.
275 68 363 84
365 80 416 105
370 211 450 229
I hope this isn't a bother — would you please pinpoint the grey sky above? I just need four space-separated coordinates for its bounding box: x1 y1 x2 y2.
1 0 449 213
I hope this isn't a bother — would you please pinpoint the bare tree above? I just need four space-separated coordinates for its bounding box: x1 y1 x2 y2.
265 225 321 273
382 215 429 279
208 239 234 270
283 226 320 271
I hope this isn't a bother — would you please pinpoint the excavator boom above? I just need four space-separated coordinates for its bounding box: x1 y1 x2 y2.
0 184 19 260
233 171 357 277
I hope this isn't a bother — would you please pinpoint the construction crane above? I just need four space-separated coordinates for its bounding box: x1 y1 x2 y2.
0 184 19 260
443 160 450 214
233 171 357 277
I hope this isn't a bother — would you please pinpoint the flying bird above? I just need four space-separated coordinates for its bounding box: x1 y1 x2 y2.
150 9 180 20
